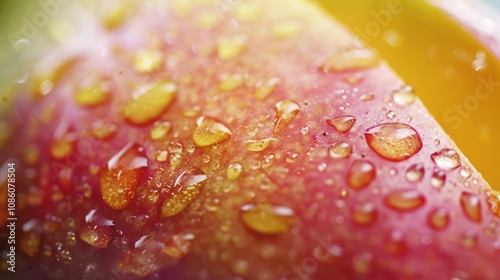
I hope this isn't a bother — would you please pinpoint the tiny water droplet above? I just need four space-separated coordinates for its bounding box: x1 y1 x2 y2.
365 123 422 162
161 168 207 217
262 154 275 168
322 48 380 72
347 160 376 190
385 189 426 211
460 192 482 222
430 169 446 188
431 149 461 170
391 86 416 106
227 163 243 181
218 73 244 91
122 81 177 125
254 77 280 100
386 110 396 119
434 139 440 146
100 143 148 210
90 120 117 140
428 207 449 230
156 150 168 162
240 204 295 234
133 49 163 73
273 20 301 39
150 121 172 140
406 163 424 182
79 225 114 248
193 116 232 147
217 35 247 61
352 203 377 226
326 115 356 133
273 100 300 133
329 142 353 159
245 138 274 152
461 231 477 249
359 93 374 101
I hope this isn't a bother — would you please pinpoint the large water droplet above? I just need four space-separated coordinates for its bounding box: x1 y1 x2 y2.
326 115 356 133
245 138 274 152
273 100 300 133
322 48 380 72
431 149 461 170
100 143 148 210
405 163 424 182
430 169 446 188
122 81 177 125
161 168 207 217
193 116 232 147
254 77 280 100
460 192 482 222
347 160 376 190
365 123 422 161
240 204 295 234
391 86 416 106
385 189 425 211
217 35 247 60
329 142 353 159
351 203 377 226
227 162 243 181
428 207 449 230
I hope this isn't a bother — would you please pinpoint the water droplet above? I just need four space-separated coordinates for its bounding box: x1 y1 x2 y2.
391 86 416 106
20 231 41 257
100 143 148 210
162 233 195 259
329 142 353 159
226 163 243 181
386 110 396 119
273 20 301 39
326 115 356 133
347 160 376 190
156 150 168 162
486 190 500 218
122 81 177 125
430 169 446 188
406 163 424 182
168 142 183 154
434 139 441 146
322 48 380 72
75 80 110 107
133 49 163 74
79 225 114 248
245 138 274 152
461 231 477 249
59 250 72 261
240 204 295 234
193 116 232 147
428 207 449 230
262 154 276 168
460 192 482 222
254 77 280 100
352 203 377 226
90 120 117 140
460 166 472 178
161 168 207 217
365 123 422 162
150 121 172 140
217 35 247 60
385 189 426 211
218 73 244 91
385 231 407 255
431 149 461 170
360 93 374 101
353 252 373 274
273 100 300 133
